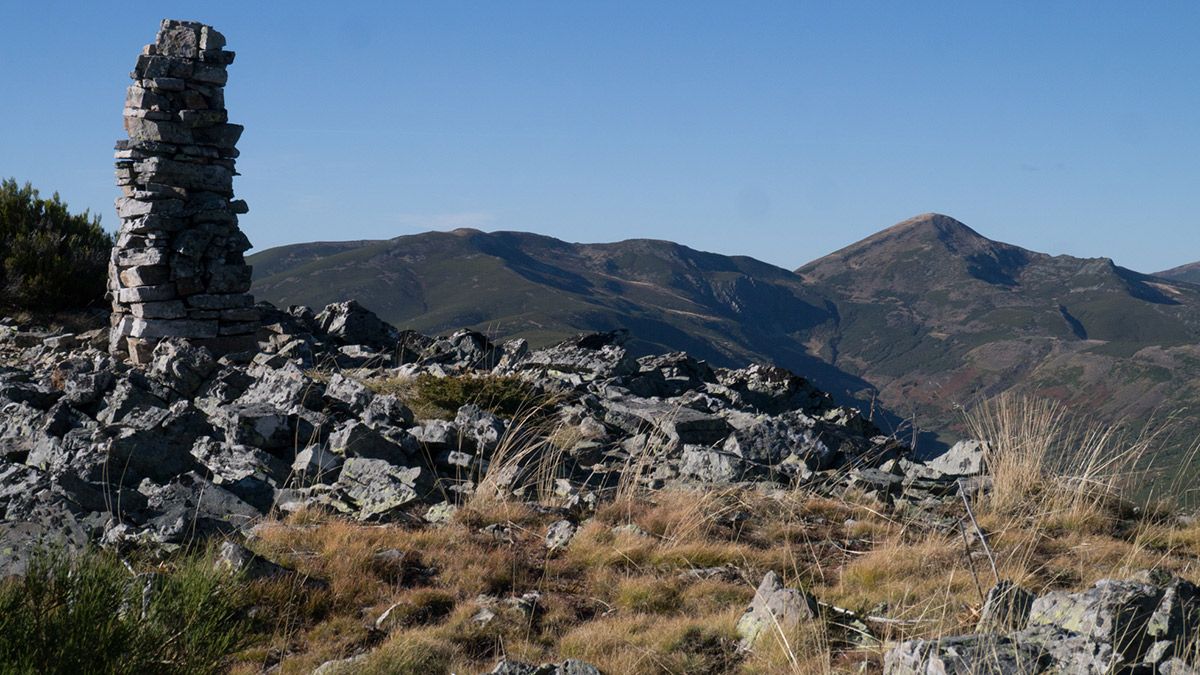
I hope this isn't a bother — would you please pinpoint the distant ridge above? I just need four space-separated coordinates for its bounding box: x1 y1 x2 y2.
251 215 1200 471
1155 260 1200 285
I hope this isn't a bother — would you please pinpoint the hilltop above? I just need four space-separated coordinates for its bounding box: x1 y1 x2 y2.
1 300 1196 673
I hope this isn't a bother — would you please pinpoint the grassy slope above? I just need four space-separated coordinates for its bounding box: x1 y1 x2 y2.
250 230 858 385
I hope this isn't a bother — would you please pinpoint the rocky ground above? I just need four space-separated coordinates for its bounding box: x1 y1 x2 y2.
1 300 1197 673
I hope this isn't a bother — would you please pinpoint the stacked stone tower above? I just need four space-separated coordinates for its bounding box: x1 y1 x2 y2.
109 19 257 363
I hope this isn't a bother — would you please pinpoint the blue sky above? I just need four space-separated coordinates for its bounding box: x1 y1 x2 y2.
2 1 1198 272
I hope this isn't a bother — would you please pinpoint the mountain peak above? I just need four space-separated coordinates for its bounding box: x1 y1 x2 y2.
798 213 1038 288
801 213 992 271
872 212 987 248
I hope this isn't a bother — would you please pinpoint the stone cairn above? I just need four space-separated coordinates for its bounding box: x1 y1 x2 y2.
109 19 257 364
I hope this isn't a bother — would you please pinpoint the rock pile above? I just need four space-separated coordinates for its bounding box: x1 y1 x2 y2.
0 299 936 576
886 574 1200 674
108 20 256 364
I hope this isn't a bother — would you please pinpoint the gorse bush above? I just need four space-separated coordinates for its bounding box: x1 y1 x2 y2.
0 548 246 675
366 372 545 419
0 178 113 310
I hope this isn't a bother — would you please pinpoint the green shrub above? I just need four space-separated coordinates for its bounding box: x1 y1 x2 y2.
367 372 546 419
0 178 113 311
0 548 246 674
413 373 543 418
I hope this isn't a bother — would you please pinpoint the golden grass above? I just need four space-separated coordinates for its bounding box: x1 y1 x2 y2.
230 398 1200 673
963 393 1158 525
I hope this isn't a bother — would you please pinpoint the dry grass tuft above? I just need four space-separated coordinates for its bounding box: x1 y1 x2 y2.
964 393 1155 525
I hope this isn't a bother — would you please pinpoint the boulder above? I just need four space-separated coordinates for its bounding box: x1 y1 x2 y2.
213 540 289 580
456 404 506 454
219 402 315 451
678 447 746 484
421 330 502 370
291 446 344 485
329 421 411 462
736 571 819 646
147 339 216 397
323 372 374 413
335 457 426 520
102 403 211 485
604 397 730 445
1028 578 1163 661
722 411 842 473
917 439 989 477
314 300 400 350
238 360 324 410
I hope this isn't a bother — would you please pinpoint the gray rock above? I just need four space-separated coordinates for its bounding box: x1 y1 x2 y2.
220 402 313 451
147 339 215 397
1160 658 1200 675
516 331 638 382
917 439 989 477
52 358 115 407
1009 624 1116 674
291 446 343 485
716 363 833 416
424 502 458 524
311 654 368 675
456 404 506 454
335 457 424 520
238 361 324 410
213 540 288 580
1028 578 1163 661
883 633 1050 674
411 420 458 452
102 403 211 485
1146 577 1200 645
96 377 167 426
488 659 602 675
722 410 851 475
362 393 414 429
192 437 290 486
323 373 374 412
138 471 264 541
314 300 400 350
421 330 501 370
604 396 730 445
736 571 819 646
544 519 577 550
329 421 410 462
678 447 746 484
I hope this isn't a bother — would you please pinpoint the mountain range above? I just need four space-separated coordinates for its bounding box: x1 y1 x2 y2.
250 213 1200 470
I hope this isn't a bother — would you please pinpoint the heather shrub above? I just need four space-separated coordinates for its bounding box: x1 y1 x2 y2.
0 178 112 310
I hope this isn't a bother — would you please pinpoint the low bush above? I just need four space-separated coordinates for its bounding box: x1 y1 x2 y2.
0 548 246 674
0 178 112 311
365 372 546 419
